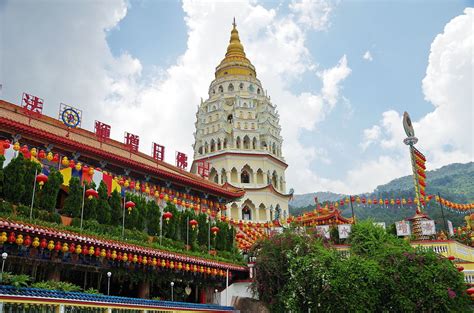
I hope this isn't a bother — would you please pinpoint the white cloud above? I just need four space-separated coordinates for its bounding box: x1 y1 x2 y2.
363 50 373 61
361 125 381 151
355 8 473 192
289 0 333 31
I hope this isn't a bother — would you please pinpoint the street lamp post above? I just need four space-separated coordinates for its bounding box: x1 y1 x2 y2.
170 281 174 301
0 253 7 283
107 272 112 295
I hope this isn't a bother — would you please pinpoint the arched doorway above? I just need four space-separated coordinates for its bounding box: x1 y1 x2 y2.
242 206 251 220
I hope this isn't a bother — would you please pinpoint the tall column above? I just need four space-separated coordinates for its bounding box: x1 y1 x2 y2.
263 172 268 185
226 171 231 183
238 205 243 220
255 207 260 222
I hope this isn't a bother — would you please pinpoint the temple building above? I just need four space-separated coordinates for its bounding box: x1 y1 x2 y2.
191 21 292 223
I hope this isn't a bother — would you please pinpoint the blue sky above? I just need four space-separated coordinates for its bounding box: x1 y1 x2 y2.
1 0 472 194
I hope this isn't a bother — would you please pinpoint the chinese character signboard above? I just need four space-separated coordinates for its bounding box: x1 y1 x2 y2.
338 224 352 239
124 132 140 152
95 121 111 141
420 220 436 236
152 143 165 161
447 220 454 237
395 221 411 236
316 225 330 239
176 152 188 170
197 160 210 178
21 92 44 116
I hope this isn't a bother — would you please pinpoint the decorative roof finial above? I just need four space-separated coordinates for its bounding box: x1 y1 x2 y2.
233 17 236 28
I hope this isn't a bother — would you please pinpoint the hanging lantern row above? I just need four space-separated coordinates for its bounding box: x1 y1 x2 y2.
0 231 235 278
2 141 228 216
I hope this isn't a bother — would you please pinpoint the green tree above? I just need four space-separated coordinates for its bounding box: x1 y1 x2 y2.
109 190 123 226
3 154 26 204
179 210 197 247
37 168 63 212
96 181 111 224
20 159 41 205
197 213 209 247
62 177 83 217
0 155 5 197
252 222 470 312
146 199 161 236
162 202 179 240
83 182 97 220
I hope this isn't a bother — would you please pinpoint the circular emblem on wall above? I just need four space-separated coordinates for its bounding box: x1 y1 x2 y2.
61 107 81 128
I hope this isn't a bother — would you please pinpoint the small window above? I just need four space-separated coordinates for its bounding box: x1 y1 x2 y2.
257 88 261 95
218 85 223 93
228 84 234 92
227 114 233 123
212 89 215 94
248 84 254 92
239 83 244 90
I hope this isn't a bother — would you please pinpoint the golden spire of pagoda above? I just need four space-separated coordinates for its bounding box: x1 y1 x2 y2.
225 18 246 58
215 18 256 79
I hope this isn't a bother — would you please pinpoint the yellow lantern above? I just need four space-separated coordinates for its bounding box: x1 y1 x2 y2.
46 152 53 162
47 240 54 251
32 237 39 248
152 258 157 267
75 245 82 254
16 234 24 245
13 142 20 151
100 249 106 258
88 246 94 256
142 256 148 265
111 250 117 260
0 232 7 244
75 163 82 171
62 243 69 253
170 261 175 269
61 157 69 167
30 148 37 157
132 254 138 263
122 253 128 262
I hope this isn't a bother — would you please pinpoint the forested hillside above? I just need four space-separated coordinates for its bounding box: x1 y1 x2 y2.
290 162 473 227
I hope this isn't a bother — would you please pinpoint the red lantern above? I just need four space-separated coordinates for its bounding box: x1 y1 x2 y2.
2 140 10 149
85 188 99 200
69 243 76 253
40 238 47 249
211 226 220 235
23 235 31 247
467 287 474 295
82 245 88 255
94 247 100 257
38 150 46 159
163 211 173 223
54 241 61 252
106 249 112 259
125 201 136 214
189 219 198 230
7 232 15 244
457 266 464 272
36 173 48 188
448 255 455 261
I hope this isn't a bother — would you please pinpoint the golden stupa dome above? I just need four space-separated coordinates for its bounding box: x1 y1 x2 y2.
215 19 256 79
